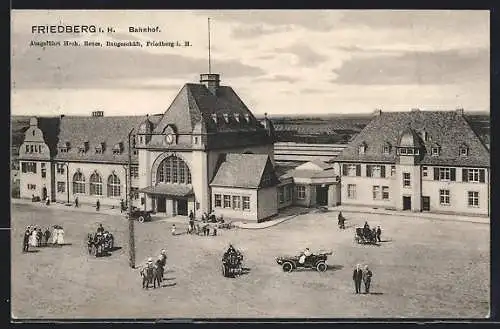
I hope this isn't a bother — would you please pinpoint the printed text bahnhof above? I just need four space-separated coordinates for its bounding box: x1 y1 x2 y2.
31 25 161 34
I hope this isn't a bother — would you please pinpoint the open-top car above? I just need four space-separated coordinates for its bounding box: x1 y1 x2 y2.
127 207 154 223
276 250 332 273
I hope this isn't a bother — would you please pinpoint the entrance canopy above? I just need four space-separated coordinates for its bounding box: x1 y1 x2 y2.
139 184 193 197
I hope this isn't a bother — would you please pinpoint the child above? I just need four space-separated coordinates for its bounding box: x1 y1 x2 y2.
171 224 176 236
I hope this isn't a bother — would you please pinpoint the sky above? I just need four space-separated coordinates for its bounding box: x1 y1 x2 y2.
11 10 490 116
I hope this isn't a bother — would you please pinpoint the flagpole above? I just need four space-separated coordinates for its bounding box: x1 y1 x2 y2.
208 18 211 74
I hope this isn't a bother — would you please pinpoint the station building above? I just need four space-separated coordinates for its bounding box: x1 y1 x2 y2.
334 109 490 216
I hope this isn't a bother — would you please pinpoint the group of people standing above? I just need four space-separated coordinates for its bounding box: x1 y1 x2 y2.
22 225 65 252
352 264 373 294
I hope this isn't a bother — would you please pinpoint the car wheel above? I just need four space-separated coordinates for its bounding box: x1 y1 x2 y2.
316 262 327 272
138 216 145 223
282 262 293 273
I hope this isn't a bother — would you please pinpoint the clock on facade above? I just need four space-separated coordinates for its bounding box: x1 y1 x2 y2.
165 134 174 144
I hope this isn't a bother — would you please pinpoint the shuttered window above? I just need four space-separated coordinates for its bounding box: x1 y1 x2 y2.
355 164 361 177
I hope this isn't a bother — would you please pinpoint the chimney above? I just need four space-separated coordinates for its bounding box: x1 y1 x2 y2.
92 111 104 117
200 73 220 95
373 109 382 116
456 107 464 116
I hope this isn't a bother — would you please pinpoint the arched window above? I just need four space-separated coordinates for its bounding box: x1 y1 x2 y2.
73 172 86 194
89 172 103 196
107 174 121 197
157 156 191 184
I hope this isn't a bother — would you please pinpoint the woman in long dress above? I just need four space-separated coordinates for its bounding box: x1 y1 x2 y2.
57 228 65 245
30 228 38 247
52 228 59 245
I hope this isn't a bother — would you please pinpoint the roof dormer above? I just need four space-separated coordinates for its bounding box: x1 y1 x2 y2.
383 142 391 155
78 141 89 154
459 143 469 156
223 113 230 123
95 142 106 154
358 141 367 155
430 143 441 156
58 141 70 153
234 113 240 123
212 113 218 124
113 142 123 155
244 113 250 123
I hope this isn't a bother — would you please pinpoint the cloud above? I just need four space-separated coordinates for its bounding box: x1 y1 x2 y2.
275 44 328 67
231 24 292 39
332 48 489 85
338 10 489 33
257 75 297 84
198 10 340 31
12 33 266 89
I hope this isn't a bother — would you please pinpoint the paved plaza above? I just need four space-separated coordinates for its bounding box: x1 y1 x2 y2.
11 203 489 319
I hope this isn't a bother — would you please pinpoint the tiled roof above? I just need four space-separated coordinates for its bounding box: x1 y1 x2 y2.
335 111 490 167
152 83 274 148
54 114 162 163
210 153 273 188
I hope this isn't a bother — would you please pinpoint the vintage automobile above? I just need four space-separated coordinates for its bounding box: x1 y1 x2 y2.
276 250 332 273
126 207 154 223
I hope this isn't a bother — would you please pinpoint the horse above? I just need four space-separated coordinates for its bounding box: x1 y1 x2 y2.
140 265 162 289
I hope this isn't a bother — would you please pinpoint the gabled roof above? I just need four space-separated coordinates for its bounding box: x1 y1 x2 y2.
152 82 274 149
54 114 161 163
335 111 490 167
210 153 276 188
294 158 332 171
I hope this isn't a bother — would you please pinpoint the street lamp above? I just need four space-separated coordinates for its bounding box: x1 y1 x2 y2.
64 162 70 205
128 128 136 269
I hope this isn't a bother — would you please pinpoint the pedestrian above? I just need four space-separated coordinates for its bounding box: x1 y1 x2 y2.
171 224 176 236
362 265 373 294
96 199 100 211
30 227 38 248
75 196 79 208
376 226 382 242
44 227 51 246
338 211 345 229
189 210 194 232
52 227 58 245
36 227 43 247
23 227 30 252
120 199 124 213
57 227 65 245
352 264 363 294
46 197 50 206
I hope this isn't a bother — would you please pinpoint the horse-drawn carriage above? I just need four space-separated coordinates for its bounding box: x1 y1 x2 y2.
354 227 378 244
87 231 114 257
221 246 244 278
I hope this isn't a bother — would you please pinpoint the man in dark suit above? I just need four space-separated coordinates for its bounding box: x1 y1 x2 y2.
23 228 30 252
376 226 382 242
352 264 363 294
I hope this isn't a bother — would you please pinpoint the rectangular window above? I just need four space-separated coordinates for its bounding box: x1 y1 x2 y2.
400 148 407 155
21 162 27 173
439 168 451 180
172 158 178 183
372 166 381 178
347 184 356 199
56 164 65 175
57 182 66 193
25 145 29 153
28 184 36 190
165 159 171 183
179 164 185 183
422 166 428 177
223 195 231 208
372 186 380 200
130 165 139 179
391 165 396 177
214 194 222 208
468 191 479 207
278 188 284 204
439 189 450 205
232 196 241 210
403 173 411 187
242 196 250 210
468 169 480 183
24 162 37 174
347 164 357 176
296 185 306 200
382 186 389 200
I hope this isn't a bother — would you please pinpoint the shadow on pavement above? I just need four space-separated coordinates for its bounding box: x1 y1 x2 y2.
327 264 344 271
